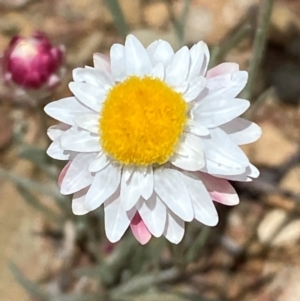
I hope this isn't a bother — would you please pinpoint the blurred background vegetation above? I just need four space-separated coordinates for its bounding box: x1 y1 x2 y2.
1 0 300 300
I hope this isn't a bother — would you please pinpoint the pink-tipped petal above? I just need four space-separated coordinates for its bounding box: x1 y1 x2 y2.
93 53 111 72
130 213 152 245
206 62 239 78
58 161 71 187
197 173 239 206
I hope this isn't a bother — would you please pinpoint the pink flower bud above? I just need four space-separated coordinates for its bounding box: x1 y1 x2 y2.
2 32 65 90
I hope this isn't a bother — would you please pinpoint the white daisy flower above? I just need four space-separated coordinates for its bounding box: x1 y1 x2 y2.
45 35 261 245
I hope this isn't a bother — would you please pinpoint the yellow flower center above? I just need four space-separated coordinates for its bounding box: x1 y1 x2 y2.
99 76 187 166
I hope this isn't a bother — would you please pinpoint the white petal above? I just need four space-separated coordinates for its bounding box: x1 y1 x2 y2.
125 35 152 76
73 68 85 82
166 46 190 86
180 172 218 226
249 163 259 178
220 118 262 145
73 68 113 89
187 42 202 80
60 127 101 152
185 119 209 136
89 152 110 172
204 158 246 176
183 76 206 102
69 82 106 112
202 128 249 169
182 132 204 153
75 114 99 134
72 187 90 215
93 53 111 72
137 194 166 237
140 166 154 200
164 211 185 244
120 168 143 210
170 152 204 171
46 141 71 160
47 124 69 141
104 193 135 243
44 97 91 125
122 165 134 181
192 98 250 128
203 71 248 100
150 63 165 80
200 42 210 76
110 44 126 82
154 168 193 222
216 172 251 182
171 133 205 171
60 153 95 195
188 41 210 80
85 163 120 211
72 68 96 85
174 81 189 94
146 40 174 66
176 132 204 155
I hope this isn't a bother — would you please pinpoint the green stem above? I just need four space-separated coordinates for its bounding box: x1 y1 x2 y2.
172 241 185 272
242 0 275 100
110 267 179 297
209 24 252 68
8 262 50 301
164 0 192 47
185 227 210 264
178 0 193 44
75 236 138 286
244 87 274 119
103 0 129 38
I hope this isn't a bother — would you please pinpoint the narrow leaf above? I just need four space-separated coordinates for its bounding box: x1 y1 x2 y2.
103 0 129 38
8 262 50 301
17 185 63 224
